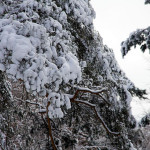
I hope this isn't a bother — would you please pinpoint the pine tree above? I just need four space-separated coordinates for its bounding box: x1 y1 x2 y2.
121 0 150 56
0 0 146 149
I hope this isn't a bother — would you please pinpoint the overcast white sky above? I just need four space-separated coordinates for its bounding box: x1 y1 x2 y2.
91 0 150 89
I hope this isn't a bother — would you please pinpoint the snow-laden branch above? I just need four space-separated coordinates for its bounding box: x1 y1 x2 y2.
76 87 107 93
70 89 120 136
71 87 111 105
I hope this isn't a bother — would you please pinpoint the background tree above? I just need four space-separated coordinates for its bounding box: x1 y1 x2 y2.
121 0 150 56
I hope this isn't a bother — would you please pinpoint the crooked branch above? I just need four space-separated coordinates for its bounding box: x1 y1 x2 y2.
70 89 120 136
72 87 111 105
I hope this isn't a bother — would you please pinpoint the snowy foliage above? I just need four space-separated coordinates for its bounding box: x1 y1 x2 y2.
121 27 150 57
55 0 95 27
0 0 133 120
0 0 83 118
0 0 146 149
121 1 150 56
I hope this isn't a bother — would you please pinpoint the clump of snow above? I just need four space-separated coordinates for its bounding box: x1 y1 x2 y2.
48 92 64 118
63 0 95 26
0 8 81 118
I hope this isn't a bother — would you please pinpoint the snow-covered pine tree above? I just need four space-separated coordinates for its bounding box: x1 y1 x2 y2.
0 0 146 149
121 0 150 56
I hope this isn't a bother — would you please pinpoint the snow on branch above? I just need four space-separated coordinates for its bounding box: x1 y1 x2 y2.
70 89 120 136
76 86 107 93
71 87 111 105
121 26 150 57
25 99 43 107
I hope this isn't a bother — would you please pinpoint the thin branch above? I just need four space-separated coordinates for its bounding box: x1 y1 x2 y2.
70 89 120 136
71 87 111 105
46 102 57 150
41 113 48 127
93 107 120 135
14 97 44 108
26 100 42 107
98 94 111 105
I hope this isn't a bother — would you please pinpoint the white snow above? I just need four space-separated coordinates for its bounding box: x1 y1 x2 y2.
64 0 95 26
131 96 150 122
0 15 82 118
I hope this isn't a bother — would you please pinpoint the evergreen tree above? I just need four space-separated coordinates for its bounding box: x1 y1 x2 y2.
0 0 146 149
121 0 150 56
